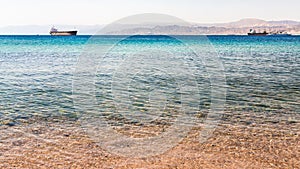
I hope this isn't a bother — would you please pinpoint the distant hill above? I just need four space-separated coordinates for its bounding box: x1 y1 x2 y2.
1 19 300 35
197 18 300 28
108 18 300 35
216 18 269 28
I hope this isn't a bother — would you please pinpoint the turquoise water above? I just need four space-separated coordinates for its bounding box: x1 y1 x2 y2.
0 35 299 122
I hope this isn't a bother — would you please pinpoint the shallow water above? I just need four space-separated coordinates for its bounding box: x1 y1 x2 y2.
0 35 299 123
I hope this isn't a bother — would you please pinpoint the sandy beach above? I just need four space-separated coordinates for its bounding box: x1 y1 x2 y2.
0 112 299 169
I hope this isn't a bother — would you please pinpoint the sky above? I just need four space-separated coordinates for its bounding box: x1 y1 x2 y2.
0 0 300 26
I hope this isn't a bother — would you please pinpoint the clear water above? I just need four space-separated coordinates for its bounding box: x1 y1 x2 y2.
0 35 299 123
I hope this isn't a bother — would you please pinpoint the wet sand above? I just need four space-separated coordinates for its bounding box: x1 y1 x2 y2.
0 113 299 169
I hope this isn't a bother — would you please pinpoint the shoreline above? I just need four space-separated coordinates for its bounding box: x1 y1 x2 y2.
1 113 299 168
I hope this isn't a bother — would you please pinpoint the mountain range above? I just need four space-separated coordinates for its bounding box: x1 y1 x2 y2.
197 18 300 28
1 19 300 35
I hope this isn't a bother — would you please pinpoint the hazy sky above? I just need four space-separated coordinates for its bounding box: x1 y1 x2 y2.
1 0 300 26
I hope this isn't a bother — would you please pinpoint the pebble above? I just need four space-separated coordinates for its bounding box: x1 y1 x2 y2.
6 122 16 126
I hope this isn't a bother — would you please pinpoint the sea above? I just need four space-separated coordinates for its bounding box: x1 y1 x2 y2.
0 35 299 125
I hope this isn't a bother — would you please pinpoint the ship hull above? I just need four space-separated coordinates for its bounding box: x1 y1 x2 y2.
248 33 268 36
50 31 77 36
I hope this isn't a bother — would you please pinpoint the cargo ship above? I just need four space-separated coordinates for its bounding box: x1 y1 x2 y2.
49 27 77 36
247 29 268 36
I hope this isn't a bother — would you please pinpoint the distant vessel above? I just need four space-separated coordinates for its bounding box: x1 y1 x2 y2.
247 29 268 36
49 27 77 36
268 30 291 36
